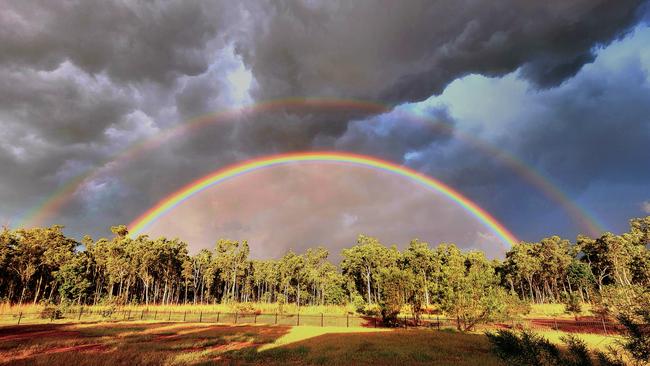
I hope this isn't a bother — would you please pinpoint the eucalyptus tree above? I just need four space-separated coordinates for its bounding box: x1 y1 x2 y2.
503 242 540 302
341 235 398 304
10 226 75 305
214 239 249 302
403 239 437 307
440 250 510 331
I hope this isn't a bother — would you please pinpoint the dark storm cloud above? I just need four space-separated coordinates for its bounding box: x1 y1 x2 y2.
0 0 648 248
333 27 650 239
0 1 234 84
237 0 645 103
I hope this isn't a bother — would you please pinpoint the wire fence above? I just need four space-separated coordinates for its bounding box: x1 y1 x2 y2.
0 308 632 335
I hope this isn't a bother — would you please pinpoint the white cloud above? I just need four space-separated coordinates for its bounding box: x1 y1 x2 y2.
642 201 650 214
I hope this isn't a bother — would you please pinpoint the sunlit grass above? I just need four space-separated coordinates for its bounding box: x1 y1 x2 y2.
2 321 619 365
535 329 621 351
259 325 389 350
0 322 503 365
526 302 594 319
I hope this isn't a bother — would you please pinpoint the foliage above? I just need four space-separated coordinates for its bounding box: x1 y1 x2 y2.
39 306 62 319
487 329 608 366
597 303 650 366
489 308 650 366
563 291 583 320
0 216 648 329
439 250 516 331
486 329 562 365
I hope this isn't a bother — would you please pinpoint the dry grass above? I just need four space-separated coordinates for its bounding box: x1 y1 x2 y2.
0 322 505 366
525 303 595 319
0 302 365 328
535 329 621 352
0 302 355 319
0 319 622 365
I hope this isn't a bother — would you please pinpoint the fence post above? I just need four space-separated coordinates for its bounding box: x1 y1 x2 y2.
374 317 377 328
254 314 258 324
199 311 202 323
17 312 22 325
154 310 157 320
404 316 407 329
78 307 83 321
321 313 323 327
234 312 238 324
297 313 300 326
183 311 187 322
141 310 145 320
168 310 171 321
437 315 440 330
554 318 558 330
275 312 278 325
346 314 349 328
217 312 220 323
601 317 608 334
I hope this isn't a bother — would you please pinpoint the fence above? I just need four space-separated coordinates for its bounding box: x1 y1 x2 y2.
0 308 630 335
1 309 374 328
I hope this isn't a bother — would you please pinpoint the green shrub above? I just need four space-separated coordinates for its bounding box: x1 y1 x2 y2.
351 293 366 314
362 303 381 316
40 306 63 319
563 291 583 320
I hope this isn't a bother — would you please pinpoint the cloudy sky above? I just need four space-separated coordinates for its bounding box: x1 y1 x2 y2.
1 1 649 258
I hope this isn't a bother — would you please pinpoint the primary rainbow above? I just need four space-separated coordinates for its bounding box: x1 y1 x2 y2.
18 98 604 237
128 151 519 247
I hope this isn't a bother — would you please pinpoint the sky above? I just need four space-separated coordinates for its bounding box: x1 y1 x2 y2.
1 1 649 258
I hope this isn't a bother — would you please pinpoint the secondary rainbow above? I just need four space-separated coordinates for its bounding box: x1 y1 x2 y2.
18 98 604 237
128 151 519 247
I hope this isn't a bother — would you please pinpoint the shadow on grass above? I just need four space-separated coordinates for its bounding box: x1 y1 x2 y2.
223 328 502 366
0 323 502 366
0 322 291 365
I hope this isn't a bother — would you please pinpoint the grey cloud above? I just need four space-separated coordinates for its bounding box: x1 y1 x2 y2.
237 0 645 104
0 1 234 84
0 63 133 146
0 0 648 248
642 201 650 214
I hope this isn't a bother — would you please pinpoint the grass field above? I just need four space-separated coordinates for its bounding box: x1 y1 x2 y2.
0 301 600 325
0 319 622 365
0 322 503 365
0 302 356 317
526 303 595 319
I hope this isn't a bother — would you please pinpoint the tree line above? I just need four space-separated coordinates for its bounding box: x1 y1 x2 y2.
1 217 648 320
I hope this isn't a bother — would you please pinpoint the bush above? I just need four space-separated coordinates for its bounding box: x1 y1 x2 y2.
487 328 650 366
351 293 366 314
99 305 117 318
594 286 650 366
361 303 381 316
486 329 562 366
380 303 401 327
561 335 593 366
563 291 583 320
277 296 287 314
40 306 63 320
230 302 260 315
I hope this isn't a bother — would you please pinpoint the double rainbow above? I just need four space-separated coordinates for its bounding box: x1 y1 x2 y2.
17 98 604 238
128 151 519 247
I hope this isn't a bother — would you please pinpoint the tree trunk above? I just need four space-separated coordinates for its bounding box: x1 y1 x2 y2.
33 275 43 305
365 267 372 304
19 286 27 306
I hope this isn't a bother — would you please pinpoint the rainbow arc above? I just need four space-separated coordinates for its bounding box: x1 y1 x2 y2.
128 151 519 248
